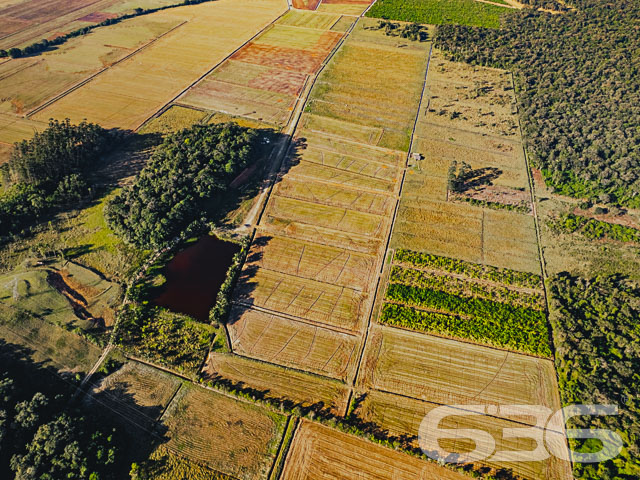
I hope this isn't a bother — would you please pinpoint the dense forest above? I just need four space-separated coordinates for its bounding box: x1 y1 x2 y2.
0 120 114 237
0 340 121 480
105 123 259 248
548 273 640 479
435 0 640 207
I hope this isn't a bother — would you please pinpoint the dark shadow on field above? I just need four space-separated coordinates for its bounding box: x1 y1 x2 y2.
461 166 502 190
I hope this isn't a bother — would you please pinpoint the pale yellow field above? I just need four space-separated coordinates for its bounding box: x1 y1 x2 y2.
357 389 573 480
281 420 470 480
138 104 207 134
227 306 360 380
160 384 285 480
359 326 561 415
0 112 46 144
277 10 343 30
203 352 350 415
33 0 288 130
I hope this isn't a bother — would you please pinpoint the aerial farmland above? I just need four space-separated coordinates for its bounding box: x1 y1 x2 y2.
0 0 638 479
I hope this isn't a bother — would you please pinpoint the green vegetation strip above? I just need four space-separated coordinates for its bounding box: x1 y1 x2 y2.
269 417 298 480
550 213 640 244
390 265 544 310
380 302 551 356
366 0 509 29
394 249 542 289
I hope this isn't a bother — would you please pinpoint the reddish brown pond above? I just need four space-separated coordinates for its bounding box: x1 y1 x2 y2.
153 236 240 322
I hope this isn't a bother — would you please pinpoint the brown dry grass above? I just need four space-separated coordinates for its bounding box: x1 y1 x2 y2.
281 420 469 480
359 326 561 415
161 383 286 480
227 306 360 380
203 352 350 415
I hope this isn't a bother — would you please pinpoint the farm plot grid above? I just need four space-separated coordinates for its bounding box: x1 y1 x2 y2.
31 0 288 130
227 18 432 384
179 11 350 127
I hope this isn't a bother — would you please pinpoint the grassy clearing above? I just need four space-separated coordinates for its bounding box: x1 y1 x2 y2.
138 105 207 134
359 325 560 414
281 420 469 480
160 383 286 480
33 0 288 130
366 0 509 28
203 353 350 415
227 306 359 380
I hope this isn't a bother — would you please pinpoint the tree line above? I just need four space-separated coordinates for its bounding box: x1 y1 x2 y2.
435 0 640 207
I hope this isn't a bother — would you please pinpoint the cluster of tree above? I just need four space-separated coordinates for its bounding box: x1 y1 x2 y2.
550 213 640 244
394 249 543 288
0 0 215 59
548 273 640 479
435 0 640 207
105 123 260 248
374 21 428 41
447 160 473 193
0 351 120 479
380 301 550 356
0 119 114 237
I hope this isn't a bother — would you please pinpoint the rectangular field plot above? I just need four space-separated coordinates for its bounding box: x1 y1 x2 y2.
160 383 286 480
300 113 384 145
235 266 367 331
356 390 573 480
88 361 181 430
0 112 46 144
227 307 359 380
317 1 374 17
274 176 395 215
203 352 350 415
277 10 343 30
281 420 468 480
359 326 561 415
247 234 378 292
33 0 288 130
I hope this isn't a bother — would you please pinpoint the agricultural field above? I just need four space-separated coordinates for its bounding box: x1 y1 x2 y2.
203 352 350 415
229 18 431 382
317 0 375 17
31 0 288 130
358 325 561 416
365 0 511 28
138 104 207 134
179 11 347 127
355 389 573 480
0 0 182 50
281 420 469 480
160 383 286 480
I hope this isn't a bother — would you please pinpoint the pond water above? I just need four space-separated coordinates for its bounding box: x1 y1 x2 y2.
153 235 240 322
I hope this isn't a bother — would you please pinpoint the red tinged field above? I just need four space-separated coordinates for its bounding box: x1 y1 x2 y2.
292 0 321 9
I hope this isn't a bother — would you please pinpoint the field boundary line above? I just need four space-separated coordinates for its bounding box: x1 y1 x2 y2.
134 6 292 132
232 302 361 336
276 418 303 479
26 20 189 119
348 43 434 407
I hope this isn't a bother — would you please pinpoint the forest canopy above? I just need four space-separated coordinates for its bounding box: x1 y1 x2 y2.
105 123 260 248
435 0 640 207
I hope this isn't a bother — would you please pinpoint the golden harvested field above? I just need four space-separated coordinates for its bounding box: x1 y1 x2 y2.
356 389 573 480
0 15 182 116
160 384 286 480
33 0 288 130
142 447 234 480
89 360 181 429
359 326 561 416
0 0 180 50
0 112 46 144
317 2 372 16
227 306 359 380
281 420 469 480
203 352 350 415
180 13 343 126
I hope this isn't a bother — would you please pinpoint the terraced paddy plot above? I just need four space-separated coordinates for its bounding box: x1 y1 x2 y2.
33 0 288 130
89 361 181 430
203 352 350 415
359 326 561 415
227 306 359 380
356 390 573 480
281 420 469 480
180 13 343 126
0 0 180 49
160 383 286 480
